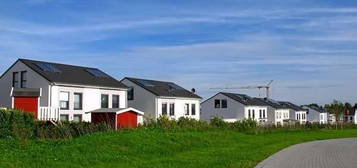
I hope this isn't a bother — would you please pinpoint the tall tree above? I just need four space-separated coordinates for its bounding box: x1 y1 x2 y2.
325 100 345 129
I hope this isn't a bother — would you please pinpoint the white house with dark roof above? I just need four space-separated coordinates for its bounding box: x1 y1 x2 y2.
254 98 296 126
200 92 271 124
0 59 134 123
343 108 357 124
302 105 328 124
279 101 307 124
120 77 202 120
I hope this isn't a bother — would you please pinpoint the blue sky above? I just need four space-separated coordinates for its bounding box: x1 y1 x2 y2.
1 0 357 105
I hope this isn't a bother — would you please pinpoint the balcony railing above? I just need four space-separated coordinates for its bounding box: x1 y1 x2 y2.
38 107 60 121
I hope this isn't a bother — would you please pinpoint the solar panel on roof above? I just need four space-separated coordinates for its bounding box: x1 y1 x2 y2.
86 69 110 78
168 83 183 90
33 62 61 73
137 79 154 86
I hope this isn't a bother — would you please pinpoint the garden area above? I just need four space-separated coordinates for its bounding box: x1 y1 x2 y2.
1 109 357 168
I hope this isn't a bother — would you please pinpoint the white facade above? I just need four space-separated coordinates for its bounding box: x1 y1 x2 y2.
319 113 328 124
275 109 290 126
0 60 128 122
157 97 200 120
295 111 307 124
244 106 268 123
121 78 201 120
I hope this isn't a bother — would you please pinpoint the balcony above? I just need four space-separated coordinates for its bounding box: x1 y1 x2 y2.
38 107 60 121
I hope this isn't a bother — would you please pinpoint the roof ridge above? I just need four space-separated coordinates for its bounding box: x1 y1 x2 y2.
19 58 97 70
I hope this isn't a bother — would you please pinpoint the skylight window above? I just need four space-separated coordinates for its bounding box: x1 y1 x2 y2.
137 79 154 87
86 69 110 78
33 63 61 73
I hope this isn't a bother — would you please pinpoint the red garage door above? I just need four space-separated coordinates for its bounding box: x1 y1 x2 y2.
14 96 38 119
117 111 138 129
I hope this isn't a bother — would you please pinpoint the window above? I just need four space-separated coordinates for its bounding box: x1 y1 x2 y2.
214 99 220 108
73 114 82 122
169 103 175 116
191 104 196 115
162 103 167 115
184 103 189 115
60 92 69 110
303 113 306 120
128 87 134 100
112 95 119 108
259 110 262 118
60 114 69 121
101 94 109 108
20 71 27 88
74 93 82 110
12 72 19 88
252 110 255 119
221 99 227 108
263 110 266 118
248 110 251 118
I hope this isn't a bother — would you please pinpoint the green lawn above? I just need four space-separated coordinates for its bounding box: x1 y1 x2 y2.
0 129 357 168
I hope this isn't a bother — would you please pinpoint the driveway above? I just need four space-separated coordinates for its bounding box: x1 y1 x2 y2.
255 138 357 168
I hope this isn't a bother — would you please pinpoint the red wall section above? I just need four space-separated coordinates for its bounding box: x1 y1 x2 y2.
117 111 138 129
14 97 38 119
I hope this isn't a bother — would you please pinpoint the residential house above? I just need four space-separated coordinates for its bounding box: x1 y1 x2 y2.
0 59 130 122
200 92 271 124
255 98 295 126
343 108 357 124
302 105 328 124
279 101 307 124
120 77 201 120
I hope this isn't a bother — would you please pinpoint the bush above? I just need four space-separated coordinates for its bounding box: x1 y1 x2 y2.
230 119 257 133
209 117 228 128
0 109 35 141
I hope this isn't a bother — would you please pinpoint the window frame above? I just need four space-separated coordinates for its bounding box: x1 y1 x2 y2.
184 103 189 115
60 114 69 122
221 99 227 108
127 87 134 100
20 71 27 88
101 94 109 108
73 114 82 122
162 103 168 115
191 104 196 115
112 95 120 108
74 92 83 110
169 103 175 116
59 91 70 110
214 99 221 108
12 72 19 88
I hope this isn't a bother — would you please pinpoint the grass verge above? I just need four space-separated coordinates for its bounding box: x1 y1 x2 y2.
0 128 356 168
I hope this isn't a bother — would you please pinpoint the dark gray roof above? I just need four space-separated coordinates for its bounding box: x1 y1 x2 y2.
302 105 326 113
220 92 267 106
279 101 306 111
254 98 288 109
89 108 125 113
19 59 128 89
123 77 201 99
12 88 41 97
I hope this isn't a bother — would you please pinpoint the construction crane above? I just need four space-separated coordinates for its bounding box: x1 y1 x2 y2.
210 80 274 98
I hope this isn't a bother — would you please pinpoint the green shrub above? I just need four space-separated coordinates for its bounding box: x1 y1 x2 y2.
209 117 228 128
0 109 36 142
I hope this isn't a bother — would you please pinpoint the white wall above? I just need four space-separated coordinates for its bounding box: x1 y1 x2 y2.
51 85 127 122
319 113 328 124
121 79 157 119
275 109 290 125
244 106 269 123
157 97 200 120
0 61 50 107
295 111 307 124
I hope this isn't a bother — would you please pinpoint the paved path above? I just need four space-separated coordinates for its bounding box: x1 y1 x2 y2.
255 138 357 168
